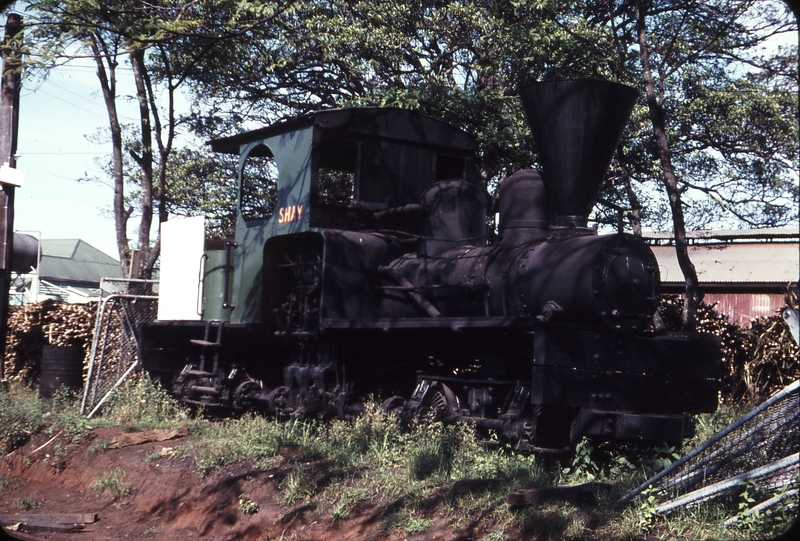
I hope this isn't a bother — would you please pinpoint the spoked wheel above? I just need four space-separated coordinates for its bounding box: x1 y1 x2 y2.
382 396 406 415
421 382 461 419
401 380 461 421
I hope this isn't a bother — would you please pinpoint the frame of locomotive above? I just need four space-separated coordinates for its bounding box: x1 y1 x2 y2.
141 80 720 452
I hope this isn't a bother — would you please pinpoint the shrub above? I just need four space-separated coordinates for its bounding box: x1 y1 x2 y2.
96 373 188 429
0 386 44 453
90 467 131 499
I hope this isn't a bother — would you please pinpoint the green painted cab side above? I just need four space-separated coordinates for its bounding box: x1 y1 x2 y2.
232 128 313 323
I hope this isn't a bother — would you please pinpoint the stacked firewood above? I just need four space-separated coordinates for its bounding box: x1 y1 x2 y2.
3 300 97 384
659 293 800 405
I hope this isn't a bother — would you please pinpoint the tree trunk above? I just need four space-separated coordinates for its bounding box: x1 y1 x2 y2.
634 0 702 331
130 47 155 278
616 147 643 236
89 33 130 275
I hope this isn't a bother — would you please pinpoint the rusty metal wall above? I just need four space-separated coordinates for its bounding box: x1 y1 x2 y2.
704 292 787 326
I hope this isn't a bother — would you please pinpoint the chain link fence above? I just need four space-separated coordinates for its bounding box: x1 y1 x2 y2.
80 278 159 417
620 379 799 523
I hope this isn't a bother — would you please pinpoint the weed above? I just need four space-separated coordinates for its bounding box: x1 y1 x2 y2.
279 465 314 505
142 527 159 537
0 474 13 492
404 418 465 480
91 467 131 499
329 486 370 521
635 485 661 534
482 531 510 541
16 498 38 510
238 493 259 514
403 514 432 534
48 388 87 443
43 441 69 471
0 386 44 453
89 438 110 453
97 374 189 429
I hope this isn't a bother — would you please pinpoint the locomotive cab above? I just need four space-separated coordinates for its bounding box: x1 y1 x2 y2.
207 108 479 325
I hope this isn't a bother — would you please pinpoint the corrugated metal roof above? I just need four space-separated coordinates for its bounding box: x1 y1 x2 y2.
643 227 799 242
39 239 124 284
652 242 799 284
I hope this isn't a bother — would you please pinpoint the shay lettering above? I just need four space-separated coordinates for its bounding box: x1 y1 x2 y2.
277 205 304 225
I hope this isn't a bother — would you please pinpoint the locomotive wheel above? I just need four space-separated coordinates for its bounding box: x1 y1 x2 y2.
234 379 264 410
381 396 406 415
419 382 461 420
268 386 293 417
336 390 364 421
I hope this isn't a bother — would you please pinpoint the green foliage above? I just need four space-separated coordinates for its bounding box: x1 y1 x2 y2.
190 414 317 473
0 473 13 493
47 387 88 444
0 386 44 454
278 464 316 505
15 498 38 511
90 467 131 499
636 485 661 534
564 437 598 479
96 374 189 430
89 438 111 453
402 514 433 534
237 493 259 515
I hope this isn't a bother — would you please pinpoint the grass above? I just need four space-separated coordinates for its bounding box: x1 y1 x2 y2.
0 473 13 492
1 376 796 540
0 385 45 454
90 467 131 499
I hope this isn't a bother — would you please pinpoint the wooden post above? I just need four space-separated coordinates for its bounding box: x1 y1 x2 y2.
0 13 22 380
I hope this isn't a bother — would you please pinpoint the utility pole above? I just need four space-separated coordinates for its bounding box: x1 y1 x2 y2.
0 13 22 381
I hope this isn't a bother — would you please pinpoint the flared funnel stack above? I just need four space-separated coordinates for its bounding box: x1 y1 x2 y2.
519 79 638 226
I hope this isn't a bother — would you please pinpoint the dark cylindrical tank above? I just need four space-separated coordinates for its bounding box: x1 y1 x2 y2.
498 169 551 247
39 345 84 399
11 233 39 273
418 180 487 257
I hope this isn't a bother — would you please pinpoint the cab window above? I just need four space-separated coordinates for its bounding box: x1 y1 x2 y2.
240 144 278 222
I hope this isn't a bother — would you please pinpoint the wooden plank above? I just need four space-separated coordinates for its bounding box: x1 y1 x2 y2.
0 514 97 526
108 424 189 449
506 482 616 509
452 478 509 494
15 523 85 533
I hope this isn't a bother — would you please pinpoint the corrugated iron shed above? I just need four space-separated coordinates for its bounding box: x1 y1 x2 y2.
651 242 799 285
39 239 123 284
643 227 799 244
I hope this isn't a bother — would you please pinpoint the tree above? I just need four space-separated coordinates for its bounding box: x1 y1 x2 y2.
612 0 796 329
22 0 290 276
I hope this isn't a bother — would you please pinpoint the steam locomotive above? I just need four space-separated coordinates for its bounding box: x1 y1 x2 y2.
140 80 720 452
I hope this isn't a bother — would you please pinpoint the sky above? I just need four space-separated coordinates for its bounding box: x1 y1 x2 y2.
13 57 138 260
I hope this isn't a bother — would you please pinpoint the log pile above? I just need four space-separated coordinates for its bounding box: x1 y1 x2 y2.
3 300 96 385
659 293 800 404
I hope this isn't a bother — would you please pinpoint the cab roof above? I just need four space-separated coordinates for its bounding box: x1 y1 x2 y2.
209 107 477 155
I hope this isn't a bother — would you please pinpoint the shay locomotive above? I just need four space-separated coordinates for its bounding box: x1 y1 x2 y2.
140 79 720 452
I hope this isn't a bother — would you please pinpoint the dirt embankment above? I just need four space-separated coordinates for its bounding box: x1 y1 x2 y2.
0 427 467 541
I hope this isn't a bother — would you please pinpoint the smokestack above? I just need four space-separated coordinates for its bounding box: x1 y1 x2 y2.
519 79 638 227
